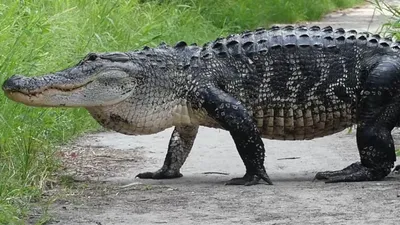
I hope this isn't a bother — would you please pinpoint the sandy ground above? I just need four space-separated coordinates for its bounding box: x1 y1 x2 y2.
43 1 400 225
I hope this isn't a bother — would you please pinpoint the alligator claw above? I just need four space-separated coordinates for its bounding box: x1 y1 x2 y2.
225 171 273 186
136 169 183 179
315 162 386 183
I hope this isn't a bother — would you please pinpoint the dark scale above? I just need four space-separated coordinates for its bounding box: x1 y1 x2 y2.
183 25 400 184
4 25 400 186
204 26 365 141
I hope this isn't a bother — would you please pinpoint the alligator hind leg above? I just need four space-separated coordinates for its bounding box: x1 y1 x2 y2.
316 61 400 183
136 125 199 179
315 124 396 182
193 86 272 186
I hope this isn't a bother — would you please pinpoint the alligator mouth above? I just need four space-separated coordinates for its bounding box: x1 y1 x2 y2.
4 81 93 107
3 67 133 107
7 80 93 96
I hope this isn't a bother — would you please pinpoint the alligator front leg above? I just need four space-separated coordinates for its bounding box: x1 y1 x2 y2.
136 125 199 179
316 62 399 182
193 85 272 186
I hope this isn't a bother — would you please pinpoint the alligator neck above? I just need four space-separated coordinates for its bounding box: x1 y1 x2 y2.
85 45 203 135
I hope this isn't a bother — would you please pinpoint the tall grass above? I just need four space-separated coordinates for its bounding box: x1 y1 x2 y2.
193 0 365 32
374 0 400 36
0 0 364 223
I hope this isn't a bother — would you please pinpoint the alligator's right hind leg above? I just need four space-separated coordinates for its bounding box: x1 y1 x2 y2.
136 125 199 179
315 60 400 183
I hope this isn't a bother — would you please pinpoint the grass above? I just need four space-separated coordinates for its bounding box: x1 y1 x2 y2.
194 0 365 32
0 0 364 223
375 0 400 36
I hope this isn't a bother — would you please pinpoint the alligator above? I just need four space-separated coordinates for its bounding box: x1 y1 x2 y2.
3 25 400 186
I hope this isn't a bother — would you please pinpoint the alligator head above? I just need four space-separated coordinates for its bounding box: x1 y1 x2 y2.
2 52 140 107
2 50 192 135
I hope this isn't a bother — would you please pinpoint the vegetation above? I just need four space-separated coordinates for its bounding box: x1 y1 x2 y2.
375 0 400 35
194 0 366 32
0 0 364 223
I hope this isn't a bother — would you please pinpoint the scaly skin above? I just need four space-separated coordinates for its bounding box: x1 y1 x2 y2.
3 25 400 185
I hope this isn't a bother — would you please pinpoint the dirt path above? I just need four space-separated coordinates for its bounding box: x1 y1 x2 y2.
45 1 400 225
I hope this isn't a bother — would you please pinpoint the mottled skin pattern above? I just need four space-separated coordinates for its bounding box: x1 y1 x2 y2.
3 25 400 185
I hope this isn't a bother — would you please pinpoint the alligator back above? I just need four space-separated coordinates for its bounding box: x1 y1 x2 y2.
197 26 400 140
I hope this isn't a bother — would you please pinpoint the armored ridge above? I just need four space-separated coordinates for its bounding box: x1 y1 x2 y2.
3 25 400 186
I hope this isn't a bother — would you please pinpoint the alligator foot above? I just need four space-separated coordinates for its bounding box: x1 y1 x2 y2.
314 162 387 183
225 171 273 186
136 168 182 179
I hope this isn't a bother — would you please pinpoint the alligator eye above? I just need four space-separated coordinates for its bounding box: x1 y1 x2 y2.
75 53 98 66
86 53 98 61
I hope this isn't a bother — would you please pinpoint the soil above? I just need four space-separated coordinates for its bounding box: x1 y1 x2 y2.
36 1 400 225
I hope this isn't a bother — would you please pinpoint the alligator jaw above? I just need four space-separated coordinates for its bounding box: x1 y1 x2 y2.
4 84 91 107
2 65 136 107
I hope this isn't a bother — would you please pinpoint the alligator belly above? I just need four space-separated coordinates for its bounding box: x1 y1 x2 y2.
255 105 355 140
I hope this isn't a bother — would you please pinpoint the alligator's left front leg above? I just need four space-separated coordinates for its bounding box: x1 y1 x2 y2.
193 85 272 186
315 60 399 183
136 125 199 179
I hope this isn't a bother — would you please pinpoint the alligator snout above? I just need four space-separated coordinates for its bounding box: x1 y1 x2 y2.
2 75 29 92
